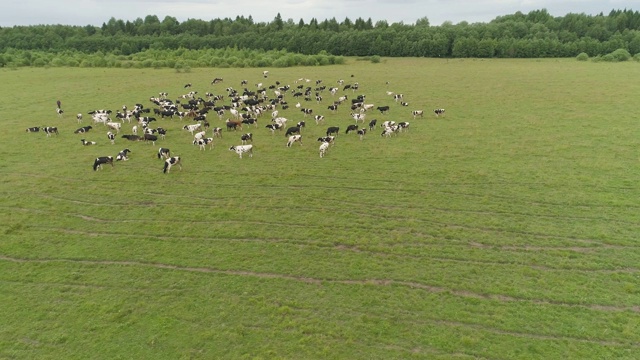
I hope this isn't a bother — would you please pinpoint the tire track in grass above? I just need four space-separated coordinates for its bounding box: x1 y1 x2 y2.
2 255 639 317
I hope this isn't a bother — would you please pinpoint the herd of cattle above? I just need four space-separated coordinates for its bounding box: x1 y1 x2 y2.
28 72 445 173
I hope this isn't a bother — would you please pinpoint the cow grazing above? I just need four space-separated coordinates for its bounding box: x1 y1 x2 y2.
157 147 171 159
156 127 167 139
300 108 313 117
81 139 96 146
296 121 306 129
116 148 131 161
412 110 424 119
184 83 192 88
286 135 303 147
326 126 340 136
122 134 141 141
319 141 330 158
376 106 390 114
163 156 182 173
93 156 113 171
242 118 258 128
143 134 158 145
434 108 446 117
398 122 410 132
212 127 223 138
211 77 223 84
285 126 301 137
351 112 366 123
26 126 40 133
107 131 115 144
194 137 214 150
74 126 92 134
368 119 378 131
229 144 253 158
43 127 58 137
317 136 335 146
265 123 281 134
106 122 121 133
357 128 367 140
327 104 339 113
56 108 64 117
193 130 207 142
314 115 325 125
183 123 201 135
226 120 242 131
393 94 403 102
345 124 358 134
241 133 253 144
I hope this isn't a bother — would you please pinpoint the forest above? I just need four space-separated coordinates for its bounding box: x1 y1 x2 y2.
1 8 640 67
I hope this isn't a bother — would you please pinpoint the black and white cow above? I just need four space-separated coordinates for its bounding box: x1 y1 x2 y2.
229 144 253 158
56 108 64 117
400 102 409 107
398 122 410 132
26 126 40 133
107 131 115 144
265 123 281 134
285 126 301 137
300 108 313 117
157 147 171 159
376 106 390 114
393 94 403 102
76 113 83 123
317 136 335 146
116 148 131 161
183 123 201 134
412 110 424 118
368 119 378 131
75 126 93 134
93 156 113 171
357 128 367 140
143 134 158 145
326 126 340 136
212 127 223 138
43 126 59 137
314 115 325 125
286 135 303 147
296 121 306 129
163 156 182 173
194 137 214 150
345 124 359 134
81 139 96 146
434 108 445 117
122 134 141 141
241 133 253 144
319 141 330 158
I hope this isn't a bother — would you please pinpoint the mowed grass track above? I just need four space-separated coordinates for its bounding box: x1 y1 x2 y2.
1 58 640 359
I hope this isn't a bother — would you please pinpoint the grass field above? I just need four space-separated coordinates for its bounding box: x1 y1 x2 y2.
1 57 640 359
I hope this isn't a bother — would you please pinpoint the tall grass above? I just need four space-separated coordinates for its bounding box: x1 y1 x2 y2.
1 58 640 359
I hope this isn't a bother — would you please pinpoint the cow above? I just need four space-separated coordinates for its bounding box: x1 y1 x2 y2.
357 128 367 140
74 126 92 134
376 106 390 114
183 123 201 135
393 94 403 102
56 108 64 117
434 108 445 117
400 102 409 107
143 134 158 145
107 131 115 144
300 108 313 117
398 122 410 132
121 134 141 141
193 130 207 142
345 124 358 134
368 119 378 131
286 135 303 147
326 126 340 136
351 112 366 123
93 156 113 171
81 139 96 146
314 115 325 125
156 127 167 139
327 104 339 113
43 126 58 137
194 137 214 150
285 126 301 137
242 118 258 128
265 124 281 134
157 147 171 160
229 144 253 158
412 110 424 119
226 120 242 131
296 121 306 129
26 126 40 133
116 149 131 161
319 141 330 158
211 77 223 84
241 133 253 144
163 156 182 173
76 113 83 123
317 136 335 146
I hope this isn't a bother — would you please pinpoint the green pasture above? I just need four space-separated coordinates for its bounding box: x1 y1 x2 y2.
1 58 640 359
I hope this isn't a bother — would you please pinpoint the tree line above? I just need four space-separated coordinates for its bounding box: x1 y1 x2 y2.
1 8 640 65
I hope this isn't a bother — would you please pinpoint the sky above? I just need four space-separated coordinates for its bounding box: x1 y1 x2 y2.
1 0 639 28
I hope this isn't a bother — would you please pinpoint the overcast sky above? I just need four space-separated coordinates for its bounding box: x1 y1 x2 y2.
1 0 639 27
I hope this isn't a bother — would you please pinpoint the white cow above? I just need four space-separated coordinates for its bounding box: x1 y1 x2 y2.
229 144 253 158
